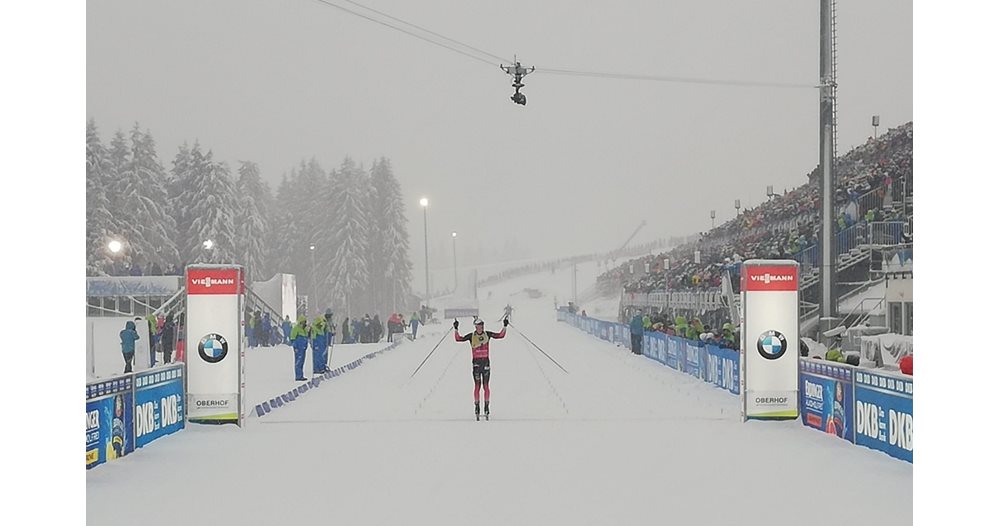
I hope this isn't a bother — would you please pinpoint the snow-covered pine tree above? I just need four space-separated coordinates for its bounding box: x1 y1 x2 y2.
86 119 117 275
106 130 133 267
182 151 238 265
167 141 193 259
324 158 371 317
370 158 413 313
110 124 179 271
269 173 300 277
286 159 328 311
235 161 271 282
128 126 179 269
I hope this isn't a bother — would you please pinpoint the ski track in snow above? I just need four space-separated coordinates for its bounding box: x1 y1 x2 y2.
87 265 912 526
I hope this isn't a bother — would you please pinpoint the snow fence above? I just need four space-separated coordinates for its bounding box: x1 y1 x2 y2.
86 363 186 469
251 338 406 418
556 310 913 463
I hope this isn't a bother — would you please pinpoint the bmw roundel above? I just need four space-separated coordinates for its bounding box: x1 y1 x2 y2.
756 330 787 360
198 333 229 363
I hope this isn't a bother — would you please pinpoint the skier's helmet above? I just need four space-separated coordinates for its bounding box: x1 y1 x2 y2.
474 318 484 326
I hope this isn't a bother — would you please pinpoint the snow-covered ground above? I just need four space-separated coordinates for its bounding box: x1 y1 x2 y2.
87 265 911 525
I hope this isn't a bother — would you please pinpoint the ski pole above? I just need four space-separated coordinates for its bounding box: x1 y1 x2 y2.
409 327 452 379
509 323 569 374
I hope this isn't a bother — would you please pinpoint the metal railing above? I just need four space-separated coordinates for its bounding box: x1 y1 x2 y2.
620 290 727 312
868 221 905 246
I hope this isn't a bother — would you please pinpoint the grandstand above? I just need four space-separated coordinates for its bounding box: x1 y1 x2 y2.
594 122 913 362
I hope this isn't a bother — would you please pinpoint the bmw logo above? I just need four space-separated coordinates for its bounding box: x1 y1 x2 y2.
198 333 229 363
756 330 787 360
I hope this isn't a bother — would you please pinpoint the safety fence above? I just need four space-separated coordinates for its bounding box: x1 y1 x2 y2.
86 363 185 469
557 310 913 462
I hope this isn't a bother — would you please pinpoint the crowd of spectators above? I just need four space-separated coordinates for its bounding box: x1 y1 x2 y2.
99 260 185 277
628 310 739 353
600 122 913 295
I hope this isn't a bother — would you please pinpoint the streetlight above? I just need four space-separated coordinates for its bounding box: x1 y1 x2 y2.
108 240 123 254
203 239 214 250
872 115 880 139
710 210 716 229
451 231 458 292
420 197 430 306
734 199 741 216
766 185 775 200
309 245 317 314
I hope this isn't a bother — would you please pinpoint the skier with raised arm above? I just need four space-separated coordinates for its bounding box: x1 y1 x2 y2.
454 317 507 420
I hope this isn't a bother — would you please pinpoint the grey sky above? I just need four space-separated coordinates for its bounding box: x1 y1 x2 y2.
87 0 912 279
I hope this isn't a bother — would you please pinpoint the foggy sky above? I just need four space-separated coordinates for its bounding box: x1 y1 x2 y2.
87 0 912 280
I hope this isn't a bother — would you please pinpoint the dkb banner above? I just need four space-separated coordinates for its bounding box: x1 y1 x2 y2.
704 345 740 395
134 365 185 448
799 360 853 442
86 374 134 469
186 265 245 425
854 369 913 462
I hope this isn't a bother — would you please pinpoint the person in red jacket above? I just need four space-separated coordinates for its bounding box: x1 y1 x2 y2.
899 354 913 375
454 317 507 420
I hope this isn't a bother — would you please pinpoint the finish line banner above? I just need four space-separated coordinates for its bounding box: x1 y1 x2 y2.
186 265 245 425
741 260 799 420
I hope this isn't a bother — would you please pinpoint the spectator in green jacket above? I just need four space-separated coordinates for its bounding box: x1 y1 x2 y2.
721 323 736 347
290 316 310 381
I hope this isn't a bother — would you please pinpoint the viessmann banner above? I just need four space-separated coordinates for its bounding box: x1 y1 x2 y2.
741 260 799 420
185 265 245 426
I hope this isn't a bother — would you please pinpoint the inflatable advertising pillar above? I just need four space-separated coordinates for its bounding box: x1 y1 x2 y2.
740 260 799 421
185 265 245 426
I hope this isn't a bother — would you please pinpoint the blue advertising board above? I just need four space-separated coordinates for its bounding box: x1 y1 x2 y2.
799 360 854 442
854 369 913 462
684 340 702 378
134 365 186 448
666 337 681 370
704 345 741 395
86 374 134 469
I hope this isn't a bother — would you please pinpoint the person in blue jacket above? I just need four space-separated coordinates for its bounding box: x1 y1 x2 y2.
120 320 140 373
410 312 422 339
290 316 310 381
311 316 330 375
629 313 644 355
262 312 272 347
281 315 292 345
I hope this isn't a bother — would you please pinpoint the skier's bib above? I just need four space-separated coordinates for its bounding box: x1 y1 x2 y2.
470 332 491 359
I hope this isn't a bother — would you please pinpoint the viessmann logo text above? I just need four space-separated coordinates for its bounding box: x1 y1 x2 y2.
191 277 235 288
750 273 794 284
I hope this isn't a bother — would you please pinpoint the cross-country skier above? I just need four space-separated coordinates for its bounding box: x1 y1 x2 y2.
454 317 507 420
503 304 514 322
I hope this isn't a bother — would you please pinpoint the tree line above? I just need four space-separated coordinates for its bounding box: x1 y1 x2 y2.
86 119 414 317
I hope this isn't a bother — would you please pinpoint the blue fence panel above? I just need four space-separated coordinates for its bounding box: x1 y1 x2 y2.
799 360 853 443
681 340 701 378
666 337 682 370
854 369 913 462
703 345 741 395
133 365 185 449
